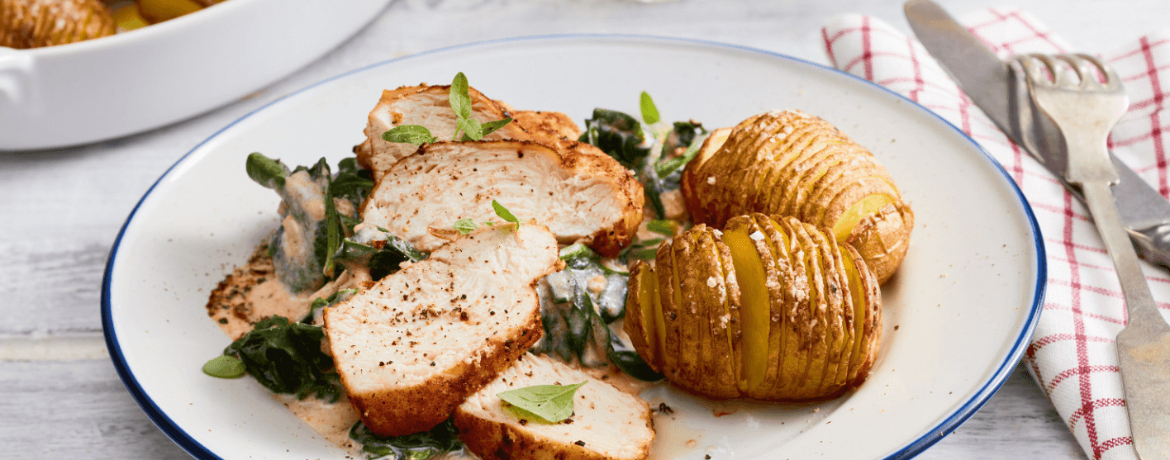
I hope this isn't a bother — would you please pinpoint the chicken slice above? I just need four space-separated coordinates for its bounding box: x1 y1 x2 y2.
323 224 563 436
356 85 581 180
455 354 655 460
361 140 642 257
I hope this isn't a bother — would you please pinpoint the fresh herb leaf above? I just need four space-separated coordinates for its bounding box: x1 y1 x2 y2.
223 316 343 402
639 91 660 125
349 420 462 460
646 219 677 236
480 117 513 137
245 152 290 189
454 218 478 235
202 355 246 379
492 200 520 225
383 125 437 145
457 117 484 141
449 72 472 120
498 382 586 424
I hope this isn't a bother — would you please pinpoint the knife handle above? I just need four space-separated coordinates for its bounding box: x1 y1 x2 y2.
1130 223 1170 270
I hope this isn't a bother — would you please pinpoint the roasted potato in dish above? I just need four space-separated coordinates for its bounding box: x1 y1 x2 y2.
0 0 114 48
624 214 881 400
680 110 913 283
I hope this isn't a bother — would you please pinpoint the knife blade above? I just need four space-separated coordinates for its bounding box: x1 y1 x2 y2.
905 0 1170 270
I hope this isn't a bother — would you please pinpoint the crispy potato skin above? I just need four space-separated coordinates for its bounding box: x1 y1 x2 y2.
624 214 882 400
341 303 543 437
0 0 114 48
680 110 913 283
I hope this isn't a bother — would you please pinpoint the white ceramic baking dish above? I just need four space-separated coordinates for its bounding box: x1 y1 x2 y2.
0 0 391 151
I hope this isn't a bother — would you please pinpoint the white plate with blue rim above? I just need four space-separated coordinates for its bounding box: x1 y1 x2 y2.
103 35 1045 460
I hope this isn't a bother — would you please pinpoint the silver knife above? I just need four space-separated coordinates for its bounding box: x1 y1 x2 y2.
904 0 1170 270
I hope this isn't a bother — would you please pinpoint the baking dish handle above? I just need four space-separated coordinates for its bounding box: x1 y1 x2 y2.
0 48 35 110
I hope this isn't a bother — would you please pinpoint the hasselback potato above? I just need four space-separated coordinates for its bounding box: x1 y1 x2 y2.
0 0 114 49
624 214 881 400
680 110 913 283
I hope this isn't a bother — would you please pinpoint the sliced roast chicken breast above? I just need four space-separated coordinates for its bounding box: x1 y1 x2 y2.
357 85 581 179
323 224 562 436
455 354 654 460
361 140 642 257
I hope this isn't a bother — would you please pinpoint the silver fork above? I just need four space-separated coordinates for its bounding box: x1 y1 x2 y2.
1017 53 1170 459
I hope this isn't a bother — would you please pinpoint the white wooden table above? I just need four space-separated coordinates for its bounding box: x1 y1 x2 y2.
3 0 1164 458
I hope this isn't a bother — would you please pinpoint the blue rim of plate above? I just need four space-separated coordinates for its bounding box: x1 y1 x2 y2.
101 33 1047 460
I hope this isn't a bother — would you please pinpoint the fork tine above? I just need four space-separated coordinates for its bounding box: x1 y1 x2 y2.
1058 54 1103 89
1036 54 1077 87
1077 53 1124 90
1016 54 1053 86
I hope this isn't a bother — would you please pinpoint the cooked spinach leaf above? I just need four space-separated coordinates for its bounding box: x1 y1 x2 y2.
578 97 705 219
223 316 343 402
334 230 426 281
246 154 370 293
655 121 708 179
533 245 661 381
304 288 357 324
245 152 289 188
579 108 650 171
349 419 463 460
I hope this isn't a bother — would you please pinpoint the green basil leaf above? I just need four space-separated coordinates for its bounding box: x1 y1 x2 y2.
202 355 246 379
457 117 484 141
639 91 660 125
492 200 520 225
497 381 586 424
449 72 472 120
454 218 478 235
480 117 513 137
245 152 289 189
646 219 677 236
383 125 437 145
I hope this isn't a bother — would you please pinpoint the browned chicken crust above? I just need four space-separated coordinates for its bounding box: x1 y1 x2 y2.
454 354 654 460
356 84 582 180
324 224 563 436
361 140 642 257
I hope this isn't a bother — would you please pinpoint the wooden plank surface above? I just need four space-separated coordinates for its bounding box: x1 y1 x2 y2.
5 0 1166 457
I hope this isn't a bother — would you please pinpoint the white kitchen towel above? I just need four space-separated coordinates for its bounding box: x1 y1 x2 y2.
823 8 1170 460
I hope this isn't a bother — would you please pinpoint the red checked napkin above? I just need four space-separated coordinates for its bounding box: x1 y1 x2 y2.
823 8 1170 460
